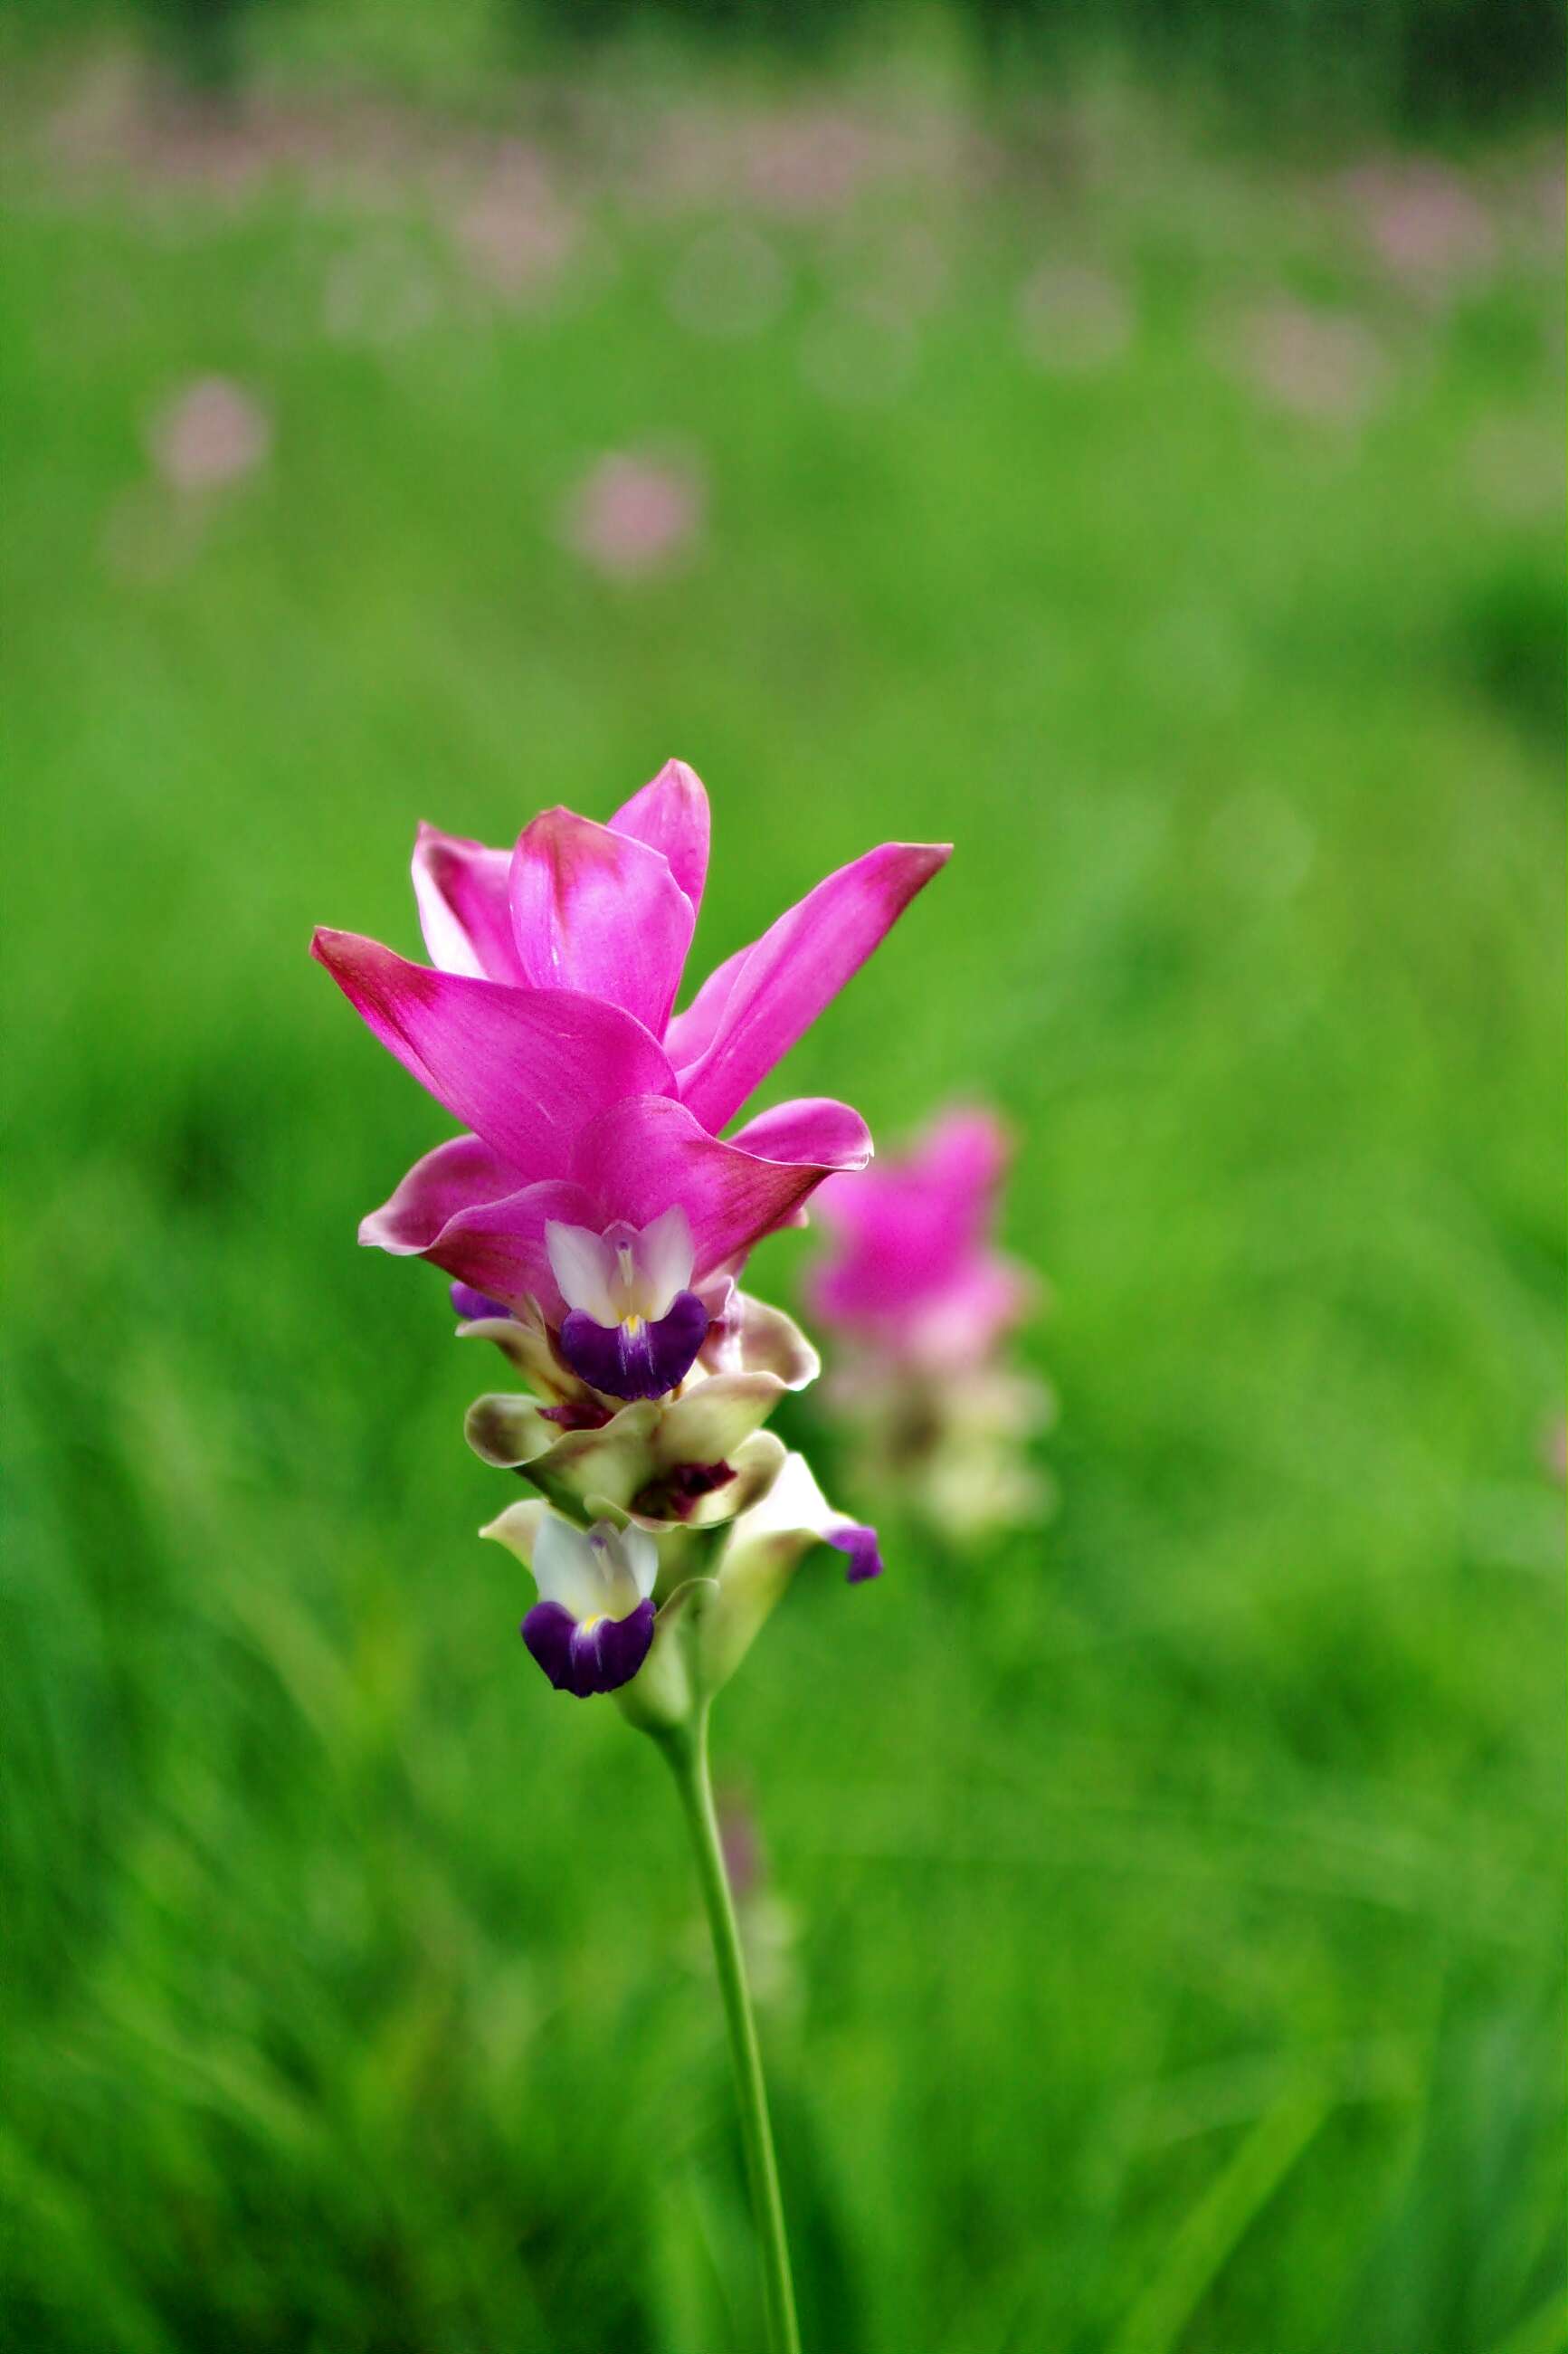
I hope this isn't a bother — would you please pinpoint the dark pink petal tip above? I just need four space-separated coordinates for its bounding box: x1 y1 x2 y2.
558 1289 709 1400
521 1598 657 1697
829 1523 883 1584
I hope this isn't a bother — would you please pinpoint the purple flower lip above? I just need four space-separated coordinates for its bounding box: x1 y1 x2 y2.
511 1515 660 1699
522 1596 656 1697
559 1287 709 1401
827 1522 883 1584
451 1280 513 1323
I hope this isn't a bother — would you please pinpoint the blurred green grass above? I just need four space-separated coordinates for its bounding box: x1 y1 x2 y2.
2 30 1563 2354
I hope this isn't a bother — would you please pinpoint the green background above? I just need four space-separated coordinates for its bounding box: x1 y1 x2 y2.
4 12 1563 2349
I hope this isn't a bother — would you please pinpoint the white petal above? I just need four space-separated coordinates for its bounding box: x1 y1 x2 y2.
633 1204 695 1320
545 1221 620 1325
529 1513 607 1617
729 1449 834 1544
619 1522 660 1601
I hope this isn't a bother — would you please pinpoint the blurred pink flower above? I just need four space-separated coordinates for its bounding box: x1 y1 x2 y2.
1016 262 1133 374
455 148 576 303
1232 303 1386 424
1343 157 1496 290
808 1108 1032 1375
562 453 706 581
147 376 271 493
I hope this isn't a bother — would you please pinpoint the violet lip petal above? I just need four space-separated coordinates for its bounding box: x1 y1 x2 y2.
521 1600 580 1692
558 1288 709 1401
582 1597 657 1693
828 1523 883 1584
521 1597 656 1698
450 1281 512 1322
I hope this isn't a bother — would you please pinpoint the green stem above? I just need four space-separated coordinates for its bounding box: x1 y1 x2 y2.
660 1710 801 2354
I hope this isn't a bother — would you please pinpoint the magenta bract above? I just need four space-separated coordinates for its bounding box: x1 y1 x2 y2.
313 760 948 1328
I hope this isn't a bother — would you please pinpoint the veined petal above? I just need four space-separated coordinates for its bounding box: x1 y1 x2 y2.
726 1097 872 1174
420 1180 598 1317
359 1133 522 1255
609 758 710 914
524 1596 656 1698
525 1403 661 1519
675 841 951 1132
411 824 524 983
663 943 747 1070
508 807 695 1035
699 1291 822 1389
545 1222 621 1325
311 929 676 1170
635 1205 697 1315
456 1310 585 1401
702 1450 879 1690
480 1497 551 1570
465 1393 561 1470
571 1095 838 1283
657 1372 787 1467
559 1290 709 1403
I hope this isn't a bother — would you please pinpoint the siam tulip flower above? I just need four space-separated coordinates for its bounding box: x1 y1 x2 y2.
314 765 950 2354
313 760 948 1399
805 1105 1052 1538
808 1106 1031 1373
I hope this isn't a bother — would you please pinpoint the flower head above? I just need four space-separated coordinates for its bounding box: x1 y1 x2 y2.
312 760 948 1394
804 1104 1051 1539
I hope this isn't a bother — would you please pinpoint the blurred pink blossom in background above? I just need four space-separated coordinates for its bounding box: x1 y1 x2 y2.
1344 157 1497 291
1231 301 1387 424
807 1106 1053 1537
148 375 271 492
560 452 706 580
454 146 577 302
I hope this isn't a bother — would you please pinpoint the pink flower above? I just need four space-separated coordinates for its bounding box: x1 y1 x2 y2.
313 760 948 1396
147 376 271 494
562 453 704 581
806 1106 1031 1374
1231 303 1386 426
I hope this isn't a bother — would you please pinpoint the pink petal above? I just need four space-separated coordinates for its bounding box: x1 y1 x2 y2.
727 1096 872 1172
311 929 676 1172
420 1179 598 1315
411 824 525 983
663 943 748 1069
609 758 710 913
571 1094 842 1282
675 841 951 1132
360 1133 522 1253
508 807 696 1034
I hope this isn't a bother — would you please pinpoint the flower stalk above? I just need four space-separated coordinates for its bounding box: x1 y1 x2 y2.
655 1704 801 2354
